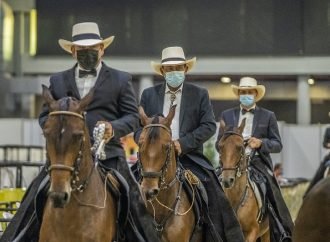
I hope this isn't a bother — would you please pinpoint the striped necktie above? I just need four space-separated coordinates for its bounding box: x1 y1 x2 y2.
170 93 176 106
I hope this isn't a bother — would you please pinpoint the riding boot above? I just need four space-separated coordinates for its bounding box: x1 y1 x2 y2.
251 158 294 240
180 157 245 242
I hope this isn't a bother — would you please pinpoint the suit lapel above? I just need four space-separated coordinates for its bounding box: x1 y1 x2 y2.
63 66 80 99
234 107 240 126
157 84 166 113
252 106 259 135
179 85 187 130
94 62 109 90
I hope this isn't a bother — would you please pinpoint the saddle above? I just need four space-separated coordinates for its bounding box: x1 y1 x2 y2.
179 165 219 242
248 166 267 223
98 164 131 241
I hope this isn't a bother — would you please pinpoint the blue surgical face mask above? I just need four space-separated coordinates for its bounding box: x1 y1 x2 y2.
240 94 255 107
165 71 185 88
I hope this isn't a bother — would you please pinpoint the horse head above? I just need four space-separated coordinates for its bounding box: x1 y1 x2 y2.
218 118 247 189
138 105 176 201
42 85 93 208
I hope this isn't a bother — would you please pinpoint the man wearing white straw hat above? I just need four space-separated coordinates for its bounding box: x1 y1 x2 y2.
2 22 159 242
216 77 293 242
134 46 244 242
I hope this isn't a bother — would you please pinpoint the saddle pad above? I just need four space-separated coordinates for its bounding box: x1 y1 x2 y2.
247 174 263 222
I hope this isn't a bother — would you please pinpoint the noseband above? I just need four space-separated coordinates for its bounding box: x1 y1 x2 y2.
219 131 247 178
45 110 91 192
138 123 174 189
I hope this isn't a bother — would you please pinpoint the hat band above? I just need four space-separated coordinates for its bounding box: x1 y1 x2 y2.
161 57 186 63
72 33 102 42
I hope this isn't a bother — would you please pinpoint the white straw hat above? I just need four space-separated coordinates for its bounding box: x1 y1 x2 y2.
151 46 196 75
231 77 265 102
58 22 114 53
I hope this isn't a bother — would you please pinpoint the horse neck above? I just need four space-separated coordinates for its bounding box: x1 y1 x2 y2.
155 149 179 214
77 133 94 180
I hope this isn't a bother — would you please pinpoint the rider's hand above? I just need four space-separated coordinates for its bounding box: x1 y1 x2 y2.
248 137 262 149
96 121 114 143
173 140 182 156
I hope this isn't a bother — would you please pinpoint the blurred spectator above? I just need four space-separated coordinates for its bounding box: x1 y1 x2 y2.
274 163 288 185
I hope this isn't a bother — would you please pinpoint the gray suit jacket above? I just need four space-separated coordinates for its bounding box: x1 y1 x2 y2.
39 62 139 159
216 106 282 169
137 83 216 169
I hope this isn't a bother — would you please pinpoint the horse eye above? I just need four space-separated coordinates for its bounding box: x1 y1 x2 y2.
72 131 84 137
43 129 50 136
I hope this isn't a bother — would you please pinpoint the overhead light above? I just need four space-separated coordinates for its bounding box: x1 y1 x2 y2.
307 78 315 85
221 77 231 83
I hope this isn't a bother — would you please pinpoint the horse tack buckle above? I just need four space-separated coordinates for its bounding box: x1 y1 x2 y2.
237 168 242 177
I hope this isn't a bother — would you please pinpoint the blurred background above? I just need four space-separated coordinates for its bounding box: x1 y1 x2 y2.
0 0 329 191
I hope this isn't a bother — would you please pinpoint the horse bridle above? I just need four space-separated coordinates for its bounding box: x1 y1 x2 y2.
219 131 248 178
138 123 176 189
45 110 93 192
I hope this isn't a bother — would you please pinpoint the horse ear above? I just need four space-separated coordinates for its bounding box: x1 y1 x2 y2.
164 105 176 127
238 118 246 134
220 119 226 133
79 89 94 111
139 106 149 126
42 84 55 106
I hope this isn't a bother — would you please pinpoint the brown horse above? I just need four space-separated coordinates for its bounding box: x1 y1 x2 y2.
137 106 202 242
39 86 116 242
218 119 270 242
293 176 330 242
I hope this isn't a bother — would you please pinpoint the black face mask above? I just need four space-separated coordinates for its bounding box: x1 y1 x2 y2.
76 49 99 70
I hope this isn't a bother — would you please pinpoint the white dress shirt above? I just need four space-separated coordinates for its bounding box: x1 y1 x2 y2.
239 105 256 154
75 63 102 98
163 84 183 140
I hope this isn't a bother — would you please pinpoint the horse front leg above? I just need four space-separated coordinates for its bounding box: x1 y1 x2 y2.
243 226 259 242
259 228 270 242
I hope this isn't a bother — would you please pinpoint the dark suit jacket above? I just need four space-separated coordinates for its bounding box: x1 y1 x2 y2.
216 106 282 169
39 62 139 159
137 83 216 169
323 127 330 148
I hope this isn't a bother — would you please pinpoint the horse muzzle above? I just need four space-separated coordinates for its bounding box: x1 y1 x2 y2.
222 177 235 189
143 187 160 201
48 191 71 208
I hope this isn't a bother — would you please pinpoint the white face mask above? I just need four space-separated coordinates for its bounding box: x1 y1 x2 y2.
239 94 255 107
165 71 185 88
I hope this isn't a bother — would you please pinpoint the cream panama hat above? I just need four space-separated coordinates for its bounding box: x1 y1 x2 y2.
151 46 196 75
58 22 114 54
231 77 266 102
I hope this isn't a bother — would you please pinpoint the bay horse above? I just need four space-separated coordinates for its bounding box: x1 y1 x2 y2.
217 119 270 242
39 85 116 242
293 176 330 242
137 106 202 242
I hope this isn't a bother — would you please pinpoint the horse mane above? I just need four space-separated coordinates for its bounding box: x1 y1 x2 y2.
146 116 161 143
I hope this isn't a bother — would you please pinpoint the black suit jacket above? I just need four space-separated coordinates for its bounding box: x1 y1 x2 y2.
323 127 330 148
137 83 216 169
216 106 282 169
39 62 139 159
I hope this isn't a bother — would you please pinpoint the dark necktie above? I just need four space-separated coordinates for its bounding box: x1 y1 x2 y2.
79 69 97 78
242 108 255 115
170 93 176 106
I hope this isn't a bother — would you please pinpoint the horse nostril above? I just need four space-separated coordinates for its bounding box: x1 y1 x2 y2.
63 192 69 202
146 188 160 200
229 177 235 184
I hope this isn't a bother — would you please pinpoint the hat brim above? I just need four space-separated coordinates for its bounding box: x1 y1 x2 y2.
58 36 115 53
151 57 197 75
231 85 265 102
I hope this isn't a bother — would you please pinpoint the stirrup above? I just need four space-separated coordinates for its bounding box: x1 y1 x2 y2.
280 233 292 242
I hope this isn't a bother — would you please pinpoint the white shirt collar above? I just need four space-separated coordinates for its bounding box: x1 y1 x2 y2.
165 84 183 94
75 62 102 77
